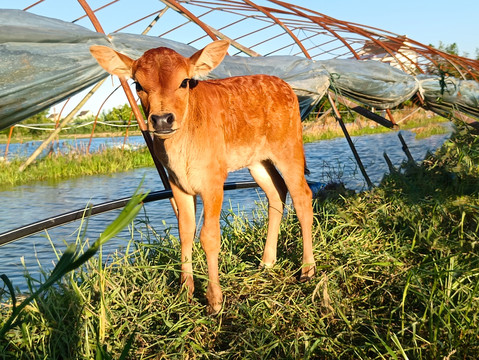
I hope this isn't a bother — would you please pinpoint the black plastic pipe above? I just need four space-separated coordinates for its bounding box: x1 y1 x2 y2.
0 181 258 247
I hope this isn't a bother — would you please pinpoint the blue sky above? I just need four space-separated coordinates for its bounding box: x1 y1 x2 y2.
7 0 479 114
304 0 478 58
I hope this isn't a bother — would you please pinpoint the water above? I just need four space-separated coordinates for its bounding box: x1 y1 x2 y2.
0 130 451 292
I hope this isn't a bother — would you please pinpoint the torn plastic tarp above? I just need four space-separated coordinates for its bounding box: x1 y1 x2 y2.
418 75 479 118
319 59 419 109
0 10 110 129
1 9 478 130
0 10 328 129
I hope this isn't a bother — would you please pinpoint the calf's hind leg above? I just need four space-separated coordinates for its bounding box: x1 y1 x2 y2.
248 161 287 268
275 160 316 281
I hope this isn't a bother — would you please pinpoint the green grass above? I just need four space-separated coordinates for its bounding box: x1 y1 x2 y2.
1 122 478 359
0 146 154 189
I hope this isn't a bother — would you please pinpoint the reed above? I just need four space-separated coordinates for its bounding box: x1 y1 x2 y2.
1 121 477 359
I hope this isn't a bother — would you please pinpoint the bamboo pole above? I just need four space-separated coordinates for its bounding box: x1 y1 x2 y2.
19 79 106 172
141 7 169 35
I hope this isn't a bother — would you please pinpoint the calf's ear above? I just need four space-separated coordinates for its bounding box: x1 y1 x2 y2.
90 46 134 79
189 40 230 78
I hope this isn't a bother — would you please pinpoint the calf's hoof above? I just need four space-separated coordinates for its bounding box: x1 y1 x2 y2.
258 261 275 270
206 285 223 316
181 275 195 298
299 264 316 282
207 302 223 316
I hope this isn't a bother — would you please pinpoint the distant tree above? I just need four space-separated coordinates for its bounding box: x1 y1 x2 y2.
427 41 478 79
102 104 134 125
23 109 50 125
6 109 51 136
436 41 459 56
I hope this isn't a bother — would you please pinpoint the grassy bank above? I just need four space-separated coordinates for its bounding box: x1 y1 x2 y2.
302 110 450 143
1 122 478 359
0 146 154 189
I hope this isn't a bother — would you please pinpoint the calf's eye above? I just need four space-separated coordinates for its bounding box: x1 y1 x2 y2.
180 78 198 89
135 81 143 92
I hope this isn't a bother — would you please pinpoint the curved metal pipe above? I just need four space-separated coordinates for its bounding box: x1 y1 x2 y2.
0 181 259 247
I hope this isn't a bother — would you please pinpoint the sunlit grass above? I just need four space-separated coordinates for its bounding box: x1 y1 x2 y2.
0 146 154 189
1 122 478 359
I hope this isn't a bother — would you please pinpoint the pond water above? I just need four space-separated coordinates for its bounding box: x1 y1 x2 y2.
0 129 451 292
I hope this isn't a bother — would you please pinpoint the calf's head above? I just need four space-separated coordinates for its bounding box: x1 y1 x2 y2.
90 40 230 138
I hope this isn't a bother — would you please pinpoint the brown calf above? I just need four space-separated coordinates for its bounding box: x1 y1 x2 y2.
90 40 315 314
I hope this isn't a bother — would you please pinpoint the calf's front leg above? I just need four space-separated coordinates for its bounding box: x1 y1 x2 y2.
171 183 196 296
199 186 224 315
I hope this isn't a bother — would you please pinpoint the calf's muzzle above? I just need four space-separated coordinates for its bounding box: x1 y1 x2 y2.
149 113 177 136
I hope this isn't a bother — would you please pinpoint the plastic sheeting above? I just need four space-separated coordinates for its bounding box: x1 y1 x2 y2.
320 59 419 109
1 9 478 130
418 75 479 119
0 10 109 129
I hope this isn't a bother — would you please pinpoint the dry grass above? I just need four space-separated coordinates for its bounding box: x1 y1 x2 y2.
303 108 450 143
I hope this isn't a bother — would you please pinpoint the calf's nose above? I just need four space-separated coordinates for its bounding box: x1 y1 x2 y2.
149 113 176 133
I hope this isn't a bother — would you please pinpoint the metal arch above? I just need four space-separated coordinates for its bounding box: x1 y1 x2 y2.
77 0 106 33
269 0 478 79
20 0 479 86
159 0 219 42
380 35 441 74
73 0 120 24
276 2 413 74
268 0 361 60
242 0 311 59
23 0 45 11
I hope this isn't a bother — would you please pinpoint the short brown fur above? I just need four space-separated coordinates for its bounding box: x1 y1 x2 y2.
90 41 315 314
